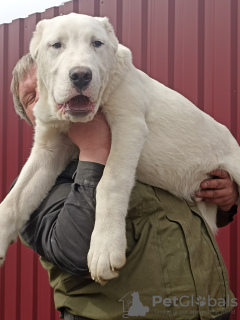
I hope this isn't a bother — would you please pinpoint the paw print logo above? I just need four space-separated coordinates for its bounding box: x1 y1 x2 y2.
195 296 206 307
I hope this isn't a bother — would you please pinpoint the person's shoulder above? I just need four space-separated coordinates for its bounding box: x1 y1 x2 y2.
10 159 78 192
55 159 78 184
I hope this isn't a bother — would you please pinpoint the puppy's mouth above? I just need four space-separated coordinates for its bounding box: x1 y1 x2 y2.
57 95 95 116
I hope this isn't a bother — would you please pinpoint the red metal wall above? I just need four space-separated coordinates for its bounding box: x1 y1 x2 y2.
0 0 239 319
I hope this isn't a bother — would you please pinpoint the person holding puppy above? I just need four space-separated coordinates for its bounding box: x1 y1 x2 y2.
9 53 238 320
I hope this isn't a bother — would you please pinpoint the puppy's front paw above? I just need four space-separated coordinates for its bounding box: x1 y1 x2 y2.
87 227 127 285
0 255 5 267
0 232 18 266
0 210 18 266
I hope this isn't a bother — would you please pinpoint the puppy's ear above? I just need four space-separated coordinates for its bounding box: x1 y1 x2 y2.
95 17 119 52
29 19 47 60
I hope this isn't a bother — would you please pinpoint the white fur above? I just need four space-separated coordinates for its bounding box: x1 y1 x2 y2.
0 13 239 284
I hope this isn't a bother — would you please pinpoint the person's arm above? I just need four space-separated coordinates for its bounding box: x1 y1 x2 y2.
195 169 238 227
21 110 111 275
20 160 103 276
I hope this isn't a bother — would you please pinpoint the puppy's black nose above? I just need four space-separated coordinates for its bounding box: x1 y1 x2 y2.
69 67 92 91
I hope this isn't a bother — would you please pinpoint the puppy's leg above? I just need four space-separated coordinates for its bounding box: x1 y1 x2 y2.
196 201 218 234
0 125 75 266
87 116 148 284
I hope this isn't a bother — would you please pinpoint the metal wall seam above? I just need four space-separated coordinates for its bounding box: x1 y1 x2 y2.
0 21 9 320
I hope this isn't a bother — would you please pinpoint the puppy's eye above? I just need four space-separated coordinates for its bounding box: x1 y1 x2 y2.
93 41 103 48
52 42 62 49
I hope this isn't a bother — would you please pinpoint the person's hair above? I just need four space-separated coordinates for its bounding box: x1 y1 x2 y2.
10 53 36 126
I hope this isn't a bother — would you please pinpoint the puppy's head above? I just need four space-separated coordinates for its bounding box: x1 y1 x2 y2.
30 13 119 123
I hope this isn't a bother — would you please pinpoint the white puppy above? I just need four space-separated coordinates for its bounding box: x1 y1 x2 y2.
0 13 239 284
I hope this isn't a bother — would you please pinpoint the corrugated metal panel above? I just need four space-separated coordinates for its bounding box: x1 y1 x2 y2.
0 0 239 319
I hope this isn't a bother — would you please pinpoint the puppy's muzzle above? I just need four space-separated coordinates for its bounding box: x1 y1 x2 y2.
69 67 92 92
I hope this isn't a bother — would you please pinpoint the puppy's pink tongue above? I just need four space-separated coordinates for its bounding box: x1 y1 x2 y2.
68 95 94 111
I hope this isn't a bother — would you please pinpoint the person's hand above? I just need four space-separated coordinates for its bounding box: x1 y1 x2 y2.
68 110 111 165
195 169 239 212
